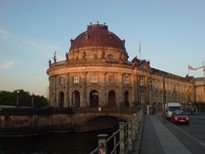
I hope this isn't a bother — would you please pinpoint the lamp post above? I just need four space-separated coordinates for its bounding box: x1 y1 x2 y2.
16 90 20 107
173 87 176 102
149 80 152 105
163 75 166 114
148 77 153 115
138 76 142 105
31 93 34 108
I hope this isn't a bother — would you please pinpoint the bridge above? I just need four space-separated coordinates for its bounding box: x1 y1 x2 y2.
0 106 143 135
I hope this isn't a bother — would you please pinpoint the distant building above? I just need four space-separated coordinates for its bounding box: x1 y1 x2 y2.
194 77 205 110
47 23 196 111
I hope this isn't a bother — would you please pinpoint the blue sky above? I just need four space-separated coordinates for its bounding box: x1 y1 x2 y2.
0 0 205 96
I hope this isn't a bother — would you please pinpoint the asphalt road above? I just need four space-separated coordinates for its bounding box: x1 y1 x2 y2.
178 113 205 143
162 112 205 154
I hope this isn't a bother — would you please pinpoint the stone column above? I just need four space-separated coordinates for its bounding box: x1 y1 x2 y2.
83 72 88 107
103 72 107 107
48 77 51 106
136 75 140 105
131 74 136 107
119 73 123 107
55 76 58 107
65 73 69 107
68 75 73 107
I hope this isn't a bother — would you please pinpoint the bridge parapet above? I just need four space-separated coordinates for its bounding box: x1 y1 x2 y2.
72 106 142 127
74 106 141 114
0 106 143 135
89 108 144 154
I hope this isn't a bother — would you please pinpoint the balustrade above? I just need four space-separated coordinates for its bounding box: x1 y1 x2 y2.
89 110 143 154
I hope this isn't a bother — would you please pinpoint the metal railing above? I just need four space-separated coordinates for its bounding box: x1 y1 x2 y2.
89 122 128 154
89 109 143 154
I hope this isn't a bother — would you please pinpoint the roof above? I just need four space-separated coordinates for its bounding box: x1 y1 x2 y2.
69 24 127 55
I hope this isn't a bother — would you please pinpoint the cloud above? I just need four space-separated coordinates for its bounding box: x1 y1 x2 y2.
21 39 62 53
0 28 12 40
0 61 15 70
0 27 62 53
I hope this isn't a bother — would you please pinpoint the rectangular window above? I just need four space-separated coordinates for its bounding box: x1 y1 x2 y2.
140 77 144 86
73 76 80 84
109 75 115 84
59 77 65 85
90 75 97 83
124 76 130 84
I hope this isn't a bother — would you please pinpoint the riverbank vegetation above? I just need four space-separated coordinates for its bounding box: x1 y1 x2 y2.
0 89 48 108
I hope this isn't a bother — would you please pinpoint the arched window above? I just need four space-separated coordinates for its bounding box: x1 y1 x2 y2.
72 90 80 107
109 75 115 84
108 90 116 107
59 77 65 85
124 91 129 107
59 91 64 108
90 90 99 107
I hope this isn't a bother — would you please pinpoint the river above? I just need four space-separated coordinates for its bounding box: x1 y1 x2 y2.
0 129 116 154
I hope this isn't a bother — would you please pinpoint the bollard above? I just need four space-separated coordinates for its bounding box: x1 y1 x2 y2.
119 122 125 154
98 134 108 154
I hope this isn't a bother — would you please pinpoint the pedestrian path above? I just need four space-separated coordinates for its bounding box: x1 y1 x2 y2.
137 115 192 154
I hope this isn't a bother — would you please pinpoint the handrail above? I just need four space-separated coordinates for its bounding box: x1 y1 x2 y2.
89 109 143 154
89 147 98 154
89 122 129 154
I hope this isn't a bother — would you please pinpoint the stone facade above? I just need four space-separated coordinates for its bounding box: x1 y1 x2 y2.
47 24 195 111
195 77 205 103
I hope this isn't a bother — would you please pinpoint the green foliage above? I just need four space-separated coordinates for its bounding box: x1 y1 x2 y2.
0 89 48 108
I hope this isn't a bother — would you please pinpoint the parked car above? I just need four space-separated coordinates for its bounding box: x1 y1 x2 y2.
170 110 189 125
165 102 182 119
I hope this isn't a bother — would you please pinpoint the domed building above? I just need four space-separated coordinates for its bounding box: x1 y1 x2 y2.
47 23 195 111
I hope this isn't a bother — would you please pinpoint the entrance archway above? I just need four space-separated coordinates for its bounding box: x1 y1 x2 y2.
108 90 116 107
59 91 64 108
90 90 99 107
124 91 129 107
72 90 80 107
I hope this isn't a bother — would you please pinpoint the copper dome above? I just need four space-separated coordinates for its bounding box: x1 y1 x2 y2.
69 24 127 54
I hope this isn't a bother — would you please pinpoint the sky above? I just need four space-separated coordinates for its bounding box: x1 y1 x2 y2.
0 0 205 96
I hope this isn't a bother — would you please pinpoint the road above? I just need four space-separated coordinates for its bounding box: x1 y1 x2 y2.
162 112 205 154
178 113 205 143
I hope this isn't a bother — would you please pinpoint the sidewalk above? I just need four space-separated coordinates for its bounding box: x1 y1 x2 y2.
134 115 192 154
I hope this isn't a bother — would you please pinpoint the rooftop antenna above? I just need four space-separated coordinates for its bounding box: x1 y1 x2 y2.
203 60 205 78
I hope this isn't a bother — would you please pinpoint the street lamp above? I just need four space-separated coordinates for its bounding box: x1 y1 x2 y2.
16 90 20 107
148 77 153 115
149 79 152 105
173 87 176 102
162 74 166 122
31 93 34 108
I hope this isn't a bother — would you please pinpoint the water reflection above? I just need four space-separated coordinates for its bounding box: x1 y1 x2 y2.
0 129 115 154
0 132 98 154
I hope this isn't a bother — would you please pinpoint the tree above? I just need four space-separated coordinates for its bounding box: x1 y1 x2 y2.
0 89 48 108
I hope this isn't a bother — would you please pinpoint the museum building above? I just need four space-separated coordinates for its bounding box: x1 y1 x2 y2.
47 23 195 111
